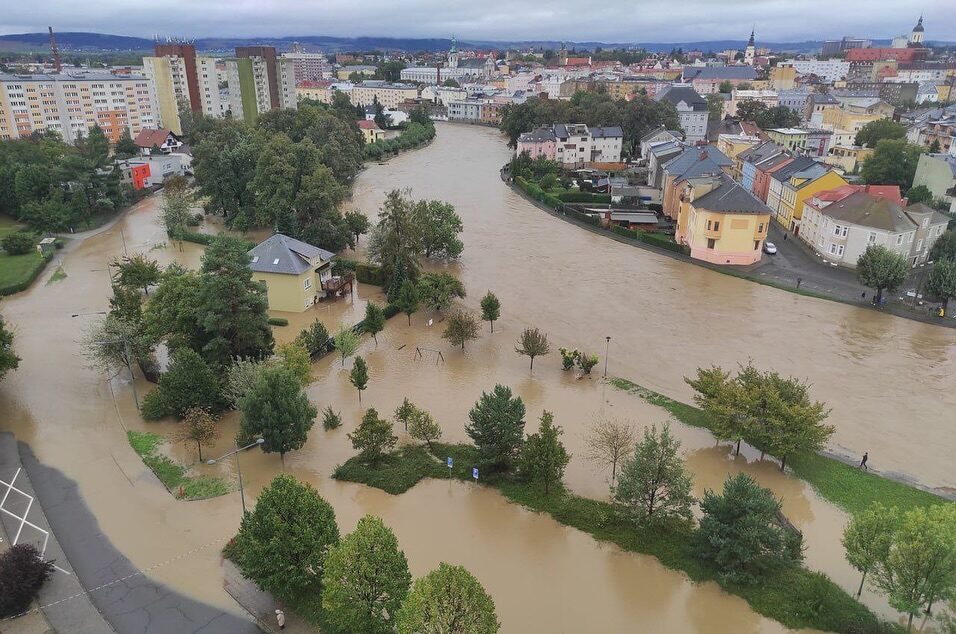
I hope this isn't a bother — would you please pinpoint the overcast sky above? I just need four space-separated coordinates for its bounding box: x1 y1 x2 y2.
3 0 953 43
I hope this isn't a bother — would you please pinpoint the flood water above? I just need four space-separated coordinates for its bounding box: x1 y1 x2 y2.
1 122 952 632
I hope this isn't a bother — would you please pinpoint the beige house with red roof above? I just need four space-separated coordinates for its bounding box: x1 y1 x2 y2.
133 128 183 155
357 119 386 144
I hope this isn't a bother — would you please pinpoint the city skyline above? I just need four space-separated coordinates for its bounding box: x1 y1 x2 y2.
4 0 954 45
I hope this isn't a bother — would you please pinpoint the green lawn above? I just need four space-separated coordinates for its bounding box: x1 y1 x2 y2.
0 215 52 296
608 377 947 517
126 431 228 500
334 442 897 633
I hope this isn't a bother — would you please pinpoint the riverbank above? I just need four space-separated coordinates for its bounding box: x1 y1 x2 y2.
333 442 896 634
501 168 956 330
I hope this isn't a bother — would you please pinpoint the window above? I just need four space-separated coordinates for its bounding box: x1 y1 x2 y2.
916 239 923 251
754 240 759 251
304 277 312 289
758 223 764 233
828 243 845 256
273 258 280 264
896 234 904 246
713 221 720 231
706 220 712 230
868 232 877 245
706 238 716 249
832 224 847 237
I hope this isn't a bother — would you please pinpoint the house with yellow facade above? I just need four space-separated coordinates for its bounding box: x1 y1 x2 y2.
248 234 339 312
676 174 772 265
766 158 848 232
357 119 386 144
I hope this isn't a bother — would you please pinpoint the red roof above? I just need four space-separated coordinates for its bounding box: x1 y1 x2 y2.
298 80 332 88
134 128 176 148
356 120 380 130
814 184 903 205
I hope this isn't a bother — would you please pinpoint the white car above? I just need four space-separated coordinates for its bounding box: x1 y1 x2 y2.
763 241 777 255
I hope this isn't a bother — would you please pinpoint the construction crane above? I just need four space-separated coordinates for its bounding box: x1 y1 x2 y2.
48 26 62 73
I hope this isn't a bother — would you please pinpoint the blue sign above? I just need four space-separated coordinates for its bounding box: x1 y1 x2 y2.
447 456 453 468
472 467 479 480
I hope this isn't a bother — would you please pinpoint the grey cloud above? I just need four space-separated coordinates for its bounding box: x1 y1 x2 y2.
4 0 953 43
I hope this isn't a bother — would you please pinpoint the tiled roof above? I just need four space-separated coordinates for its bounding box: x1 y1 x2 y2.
592 126 624 138
357 120 380 130
737 141 784 164
518 127 556 142
770 156 818 182
693 175 771 214
248 234 335 275
655 86 708 111
682 66 758 81
820 192 915 233
134 128 177 148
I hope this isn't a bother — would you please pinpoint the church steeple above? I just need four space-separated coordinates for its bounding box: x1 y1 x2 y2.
910 15 924 45
744 26 756 66
748 28 755 47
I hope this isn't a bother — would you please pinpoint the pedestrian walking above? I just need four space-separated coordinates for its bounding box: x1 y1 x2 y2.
939 305 946 318
783 233 788 241
860 452 868 470
861 291 866 301
275 609 286 630
796 277 802 289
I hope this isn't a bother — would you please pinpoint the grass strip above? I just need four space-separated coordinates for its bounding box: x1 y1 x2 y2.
608 377 946 516
334 442 896 633
126 430 228 500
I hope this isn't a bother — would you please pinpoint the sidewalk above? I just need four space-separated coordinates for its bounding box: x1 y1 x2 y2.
222 559 315 634
0 432 113 634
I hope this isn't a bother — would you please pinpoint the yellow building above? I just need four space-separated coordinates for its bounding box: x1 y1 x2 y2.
677 175 772 265
349 82 419 108
357 119 386 144
776 169 848 232
248 234 338 313
768 66 796 91
824 145 874 174
716 134 761 164
821 107 881 133
296 82 335 104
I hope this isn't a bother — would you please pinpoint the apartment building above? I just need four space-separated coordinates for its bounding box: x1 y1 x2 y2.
227 46 297 124
779 59 850 82
282 52 332 82
0 72 156 143
655 85 709 143
349 81 419 109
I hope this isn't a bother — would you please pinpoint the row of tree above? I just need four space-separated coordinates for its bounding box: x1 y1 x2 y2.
0 126 143 232
499 91 681 155
856 243 956 311
233 475 500 634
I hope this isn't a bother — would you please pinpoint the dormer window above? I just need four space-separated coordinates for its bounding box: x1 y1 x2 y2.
251 256 259 263
273 258 280 265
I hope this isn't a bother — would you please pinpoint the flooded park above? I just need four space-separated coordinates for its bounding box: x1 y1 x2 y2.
2 122 954 631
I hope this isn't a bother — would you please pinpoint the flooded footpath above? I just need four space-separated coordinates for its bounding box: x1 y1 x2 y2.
1 122 951 632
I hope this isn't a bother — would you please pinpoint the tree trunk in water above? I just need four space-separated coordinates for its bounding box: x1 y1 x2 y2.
358 389 362 403
407 314 411 326
907 612 913 632
490 320 494 333
373 333 378 346
197 441 202 462
735 439 741 455
857 570 866 598
877 288 884 304
530 356 534 372
780 455 787 471
759 451 765 460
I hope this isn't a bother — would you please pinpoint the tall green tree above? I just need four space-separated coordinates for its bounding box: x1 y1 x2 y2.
515 327 550 372
239 366 317 462
854 119 907 148
349 408 397 462
350 356 369 402
926 259 956 312
363 301 386 345
614 424 694 526
114 127 139 158
111 253 160 295
442 310 480 350
466 385 526 472
235 475 339 598
517 411 570 494
366 189 423 299
696 473 804 584
141 348 222 420
705 93 725 123
322 515 411 634
872 505 956 631
407 406 442 451
395 563 499 634
161 187 193 239
275 342 312 386
333 324 360 367
0 316 20 382
413 200 464 258
842 503 898 598
857 245 909 304
394 279 420 326
395 398 416 432
686 365 746 454
930 231 956 262
904 184 934 206
344 209 371 246
861 139 924 190
480 291 501 333
191 120 259 226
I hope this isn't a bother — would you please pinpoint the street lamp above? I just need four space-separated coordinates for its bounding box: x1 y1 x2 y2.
603 336 611 379
207 438 265 516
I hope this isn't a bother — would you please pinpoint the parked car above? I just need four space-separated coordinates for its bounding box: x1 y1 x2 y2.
763 241 777 255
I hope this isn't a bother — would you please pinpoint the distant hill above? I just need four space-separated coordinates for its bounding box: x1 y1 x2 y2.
0 31 951 55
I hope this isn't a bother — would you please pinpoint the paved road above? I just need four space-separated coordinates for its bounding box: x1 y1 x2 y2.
14 440 261 634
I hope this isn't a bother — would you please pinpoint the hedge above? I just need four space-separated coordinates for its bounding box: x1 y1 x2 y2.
557 191 612 204
355 262 385 286
172 230 256 251
268 317 289 326
0 250 54 296
610 224 687 254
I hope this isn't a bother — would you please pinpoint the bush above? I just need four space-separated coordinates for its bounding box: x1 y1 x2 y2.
141 348 223 420
296 319 331 358
557 192 612 204
355 262 385 286
268 317 289 327
0 543 55 617
173 230 256 251
1 231 36 255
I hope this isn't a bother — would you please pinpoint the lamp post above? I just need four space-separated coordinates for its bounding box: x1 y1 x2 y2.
207 438 265 516
603 336 611 379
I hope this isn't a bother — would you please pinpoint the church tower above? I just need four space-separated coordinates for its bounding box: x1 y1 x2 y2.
910 15 924 45
744 28 756 65
448 35 459 69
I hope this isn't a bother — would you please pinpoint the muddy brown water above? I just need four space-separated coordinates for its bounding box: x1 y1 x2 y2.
1 122 951 632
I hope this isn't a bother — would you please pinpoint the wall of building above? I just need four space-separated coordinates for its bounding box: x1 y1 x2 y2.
253 271 314 313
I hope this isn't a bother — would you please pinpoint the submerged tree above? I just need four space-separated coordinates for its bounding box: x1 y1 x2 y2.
174 407 220 462
350 356 369 402
479 291 501 333
333 324 360 367
442 310 480 350
394 279 420 326
395 563 500 634
349 408 397 462
515 327 551 372
857 245 908 305
363 302 386 345
614 424 694 526
842 503 898 598
394 397 416 432
466 385 526 473
239 365 317 462
517 411 570 495
583 417 636 492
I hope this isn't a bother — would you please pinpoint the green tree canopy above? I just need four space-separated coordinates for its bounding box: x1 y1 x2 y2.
0 316 20 382
333 324 360 366
614 424 694 526
322 515 411 634
517 411 570 494
395 563 499 634
860 139 924 190
480 291 501 332
239 365 317 460
466 384 526 472
366 189 423 299
515 327 551 372
394 279 420 326
442 309 480 350
926 258 956 311
407 406 442 451
854 119 907 148
905 184 934 205
413 200 463 259
842 503 898 598
362 301 386 345
235 474 339 598
349 407 397 462
696 473 804 584
930 231 956 262
350 355 369 401
417 272 466 313
856 244 909 304
114 127 139 158
141 347 222 420
0 544 55 618
111 253 160 295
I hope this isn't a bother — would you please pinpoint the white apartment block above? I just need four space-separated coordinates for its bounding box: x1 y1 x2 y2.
196 57 225 117
780 59 851 82
0 72 156 143
282 52 332 82
349 82 419 109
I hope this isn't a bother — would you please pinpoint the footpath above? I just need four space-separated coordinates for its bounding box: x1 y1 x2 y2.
222 559 314 634
1 432 261 634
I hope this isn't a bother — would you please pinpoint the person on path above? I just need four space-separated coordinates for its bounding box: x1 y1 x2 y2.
796 277 802 289
861 291 866 301
939 305 946 318
275 609 285 630
860 452 869 470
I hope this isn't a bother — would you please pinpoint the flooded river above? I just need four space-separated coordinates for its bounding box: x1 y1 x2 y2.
1 122 952 632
